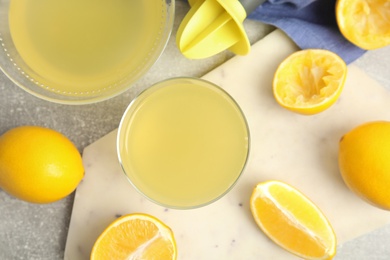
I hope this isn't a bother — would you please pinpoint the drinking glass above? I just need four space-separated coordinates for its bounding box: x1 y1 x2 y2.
117 77 250 209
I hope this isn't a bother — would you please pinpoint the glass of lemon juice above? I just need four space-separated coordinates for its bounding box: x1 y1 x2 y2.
117 78 250 209
0 0 174 104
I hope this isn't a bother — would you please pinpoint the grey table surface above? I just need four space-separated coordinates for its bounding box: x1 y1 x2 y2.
1 2 390 260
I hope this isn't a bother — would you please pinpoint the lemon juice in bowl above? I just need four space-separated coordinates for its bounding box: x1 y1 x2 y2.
1 0 174 103
117 78 250 209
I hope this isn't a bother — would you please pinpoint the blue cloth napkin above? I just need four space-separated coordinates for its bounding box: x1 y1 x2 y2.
248 0 366 64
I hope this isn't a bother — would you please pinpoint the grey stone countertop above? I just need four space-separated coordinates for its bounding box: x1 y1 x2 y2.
1 2 390 259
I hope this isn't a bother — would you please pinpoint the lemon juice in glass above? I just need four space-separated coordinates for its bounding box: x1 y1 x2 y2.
0 0 174 103
117 78 250 209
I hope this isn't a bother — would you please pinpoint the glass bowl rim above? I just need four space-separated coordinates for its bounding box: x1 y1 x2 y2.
0 0 175 105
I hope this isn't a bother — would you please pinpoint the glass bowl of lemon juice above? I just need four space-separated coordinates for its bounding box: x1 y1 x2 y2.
117 77 250 209
0 0 174 104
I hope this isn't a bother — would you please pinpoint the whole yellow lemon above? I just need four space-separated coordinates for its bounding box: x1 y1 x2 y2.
0 126 84 203
339 121 390 210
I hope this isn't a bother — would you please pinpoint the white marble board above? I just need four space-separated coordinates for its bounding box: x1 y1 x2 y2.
64 30 390 259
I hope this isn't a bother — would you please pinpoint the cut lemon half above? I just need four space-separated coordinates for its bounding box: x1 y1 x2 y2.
250 181 337 260
336 0 390 50
90 213 177 260
273 49 347 115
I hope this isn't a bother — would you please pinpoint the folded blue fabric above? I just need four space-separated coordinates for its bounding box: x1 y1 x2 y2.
248 0 366 64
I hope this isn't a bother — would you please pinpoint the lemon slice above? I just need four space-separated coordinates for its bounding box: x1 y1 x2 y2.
273 49 347 115
250 181 337 260
336 0 390 50
91 213 177 260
